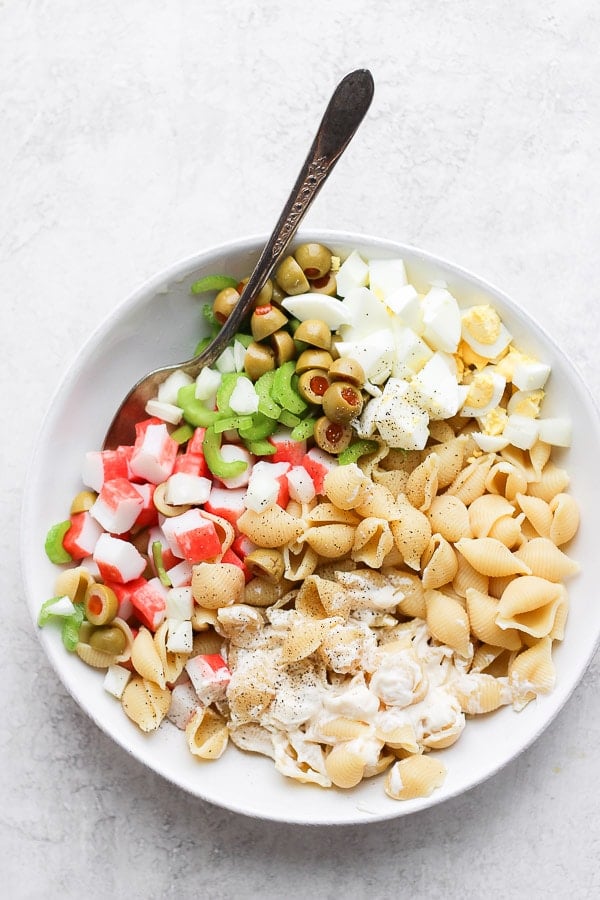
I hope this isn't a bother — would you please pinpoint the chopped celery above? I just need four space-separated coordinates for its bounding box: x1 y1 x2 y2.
38 595 75 627
202 303 221 336
238 412 278 441
213 414 254 434
38 597 84 651
337 439 379 465
244 438 277 456
272 361 308 415
255 371 282 420
216 372 244 415
190 274 239 294
291 418 317 441
170 423 194 444
193 336 212 356
203 426 248 478
233 333 254 349
61 604 85 651
152 541 172 588
44 521 73 565
278 409 301 428
177 384 217 428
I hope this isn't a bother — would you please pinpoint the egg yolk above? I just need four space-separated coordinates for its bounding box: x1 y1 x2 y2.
511 390 544 417
464 373 496 409
462 305 502 345
480 407 508 435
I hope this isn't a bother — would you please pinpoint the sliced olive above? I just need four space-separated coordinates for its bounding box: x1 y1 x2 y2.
328 357 366 388
244 342 276 381
294 318 332 350
270 329 296 366
245 548 285 584
213 287 240 324
270 281 287 305
295 348 334 373
236 276 274 309
322 381 364 424
250 304 288 341
293 242 332 280
275 255 310 295
313 416 353 454
84 583 119 626
298 369 331 404
309 272 337 296
88 624 128 656
70 490 97 514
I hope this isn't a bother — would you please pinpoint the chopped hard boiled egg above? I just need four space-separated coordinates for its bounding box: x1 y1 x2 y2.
461 305 512 360
281 293 354 329
335 249 370 296
537 417 572 447
368 258 407 300
336 329 396 385
384 284 424 334
507 389 545 418
372 378 430 449
338 287 391 340
391 323 433 378
410 352 464 420
503 414 539 450
421 287 462 353
461 367 506 418
512 358 551 391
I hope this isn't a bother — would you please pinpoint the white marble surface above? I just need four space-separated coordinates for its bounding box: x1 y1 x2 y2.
3 1 600 896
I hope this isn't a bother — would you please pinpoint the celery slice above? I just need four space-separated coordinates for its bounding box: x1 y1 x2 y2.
337 440 379 465
190 274 239 294
244 438 277 456
44 521 73 565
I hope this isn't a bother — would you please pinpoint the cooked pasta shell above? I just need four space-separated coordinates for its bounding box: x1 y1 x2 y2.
280 616 335 664
428 421 456 443
515 492 552 537
216 604 264 647
190 607 218 631
131 626 166 688
470 643 508 675
455 537 532 577
468 494 515 538
380 448 422 474
381 544 405 567
154 621 187 684
355 483 402 521
390 497 432 570
121 676 171 733
200 510 235 556
54 566 95 605
453 673 510 715
431 437 466 489
465 588 521 651
191 562 245 609
496 575 563 637
427 494 470 542
238 505 304 546
528 440 552 480
191 627 223 656
322 463 371 510
515 537 580 582
549 587 569 640
509 637 555 709
283 541 319 581
372 468 408 498
320 717 372 742
352 517 394 568
296 575 350 620
324 743 366 789
405 453 439 512
385 570 426 619
385 755 446 800
488 574 516 599
305 502 360 525
485 461 529 501
302 523 355 559
185 707 228 759
549 493 580 546
446 454 494 505
425 589 471 657
228 723 276 759
376 722 419 753
243 577 293 608
527 462 570 502
421 534 458 590
452 553 489 598
488 513 525 549
75 642 116 669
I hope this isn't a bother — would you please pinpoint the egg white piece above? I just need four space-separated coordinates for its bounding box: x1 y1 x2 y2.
384 284 424 334
334 249 370 297
461 368 507 418
281 293 355 329
338 286 391 340
421 287 462 353
410 352 464 420
512 359 551 391
368 258 407 301
373 378 430 449
537 417 572 447
336 329 396 385
471 432 510 452
503 414 540 450
461 313 512 360
354 396 381 438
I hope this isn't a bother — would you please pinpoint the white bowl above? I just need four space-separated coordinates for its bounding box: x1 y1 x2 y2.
21 230 600 825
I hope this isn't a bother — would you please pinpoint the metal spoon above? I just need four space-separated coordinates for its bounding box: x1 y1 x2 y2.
103 68 374 450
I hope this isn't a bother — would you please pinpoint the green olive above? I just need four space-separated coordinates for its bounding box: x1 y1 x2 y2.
244 342 276 381
84 583 119 626
298 369 331 405
293 318 332 350
293 242 332 280
295 348 334 373
244 577 293 606
245 548 285 584
236 276 274 308
313 416 353 454
213 287 240 324
250 304 288 341
88 625 128 656
70 490 97 515
309 272 337 296
329 336 341 360
327 357 366 388
270 330 296 366
322 381 364 424
275 255 310 295
270 280 288 305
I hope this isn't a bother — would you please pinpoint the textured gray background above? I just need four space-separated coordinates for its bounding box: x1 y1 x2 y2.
3 1 599 897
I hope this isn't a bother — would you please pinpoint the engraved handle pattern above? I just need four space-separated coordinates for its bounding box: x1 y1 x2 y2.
271 157 329 258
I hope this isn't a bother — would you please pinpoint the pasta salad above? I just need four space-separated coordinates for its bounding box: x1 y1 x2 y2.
40 243 580 802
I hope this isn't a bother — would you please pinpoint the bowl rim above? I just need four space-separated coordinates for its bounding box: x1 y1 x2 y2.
20 228 600 825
